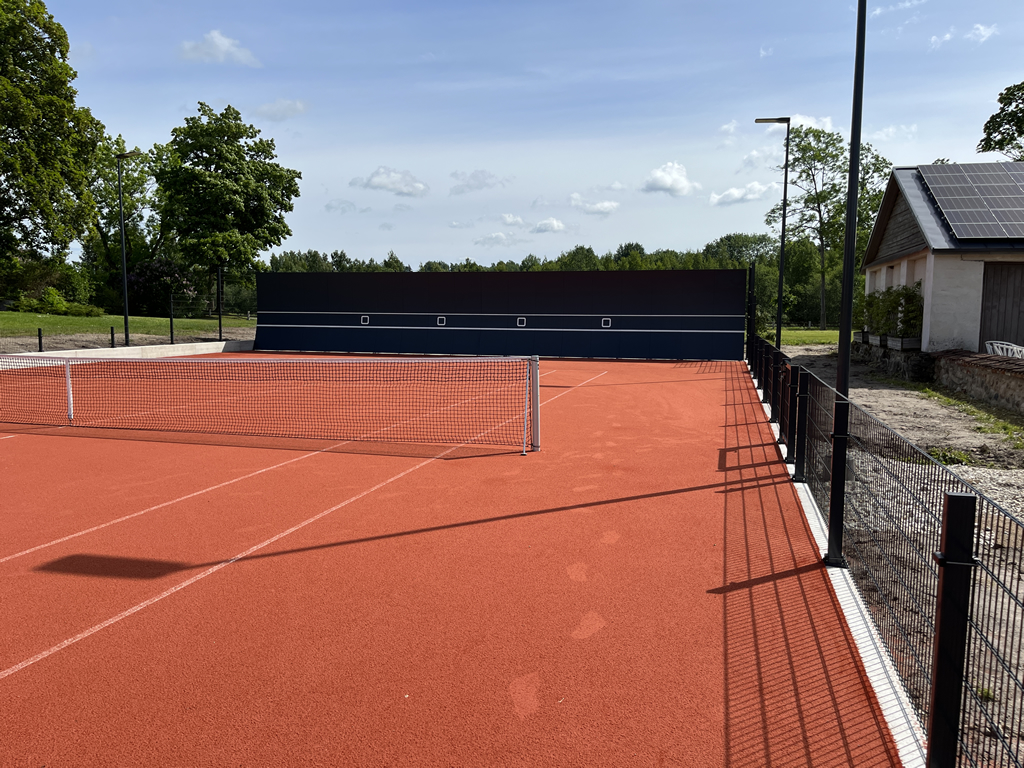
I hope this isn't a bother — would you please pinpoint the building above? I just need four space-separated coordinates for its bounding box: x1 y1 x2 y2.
862 162 1024 352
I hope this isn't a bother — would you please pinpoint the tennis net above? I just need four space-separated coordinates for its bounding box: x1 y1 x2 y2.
0 354 541 451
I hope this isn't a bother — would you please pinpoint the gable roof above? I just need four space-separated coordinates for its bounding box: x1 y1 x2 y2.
863 163 1024 271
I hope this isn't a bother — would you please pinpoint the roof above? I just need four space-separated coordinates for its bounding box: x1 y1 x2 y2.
862 162 1024 271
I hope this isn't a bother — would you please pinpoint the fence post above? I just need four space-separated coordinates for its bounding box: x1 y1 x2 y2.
110 326 115 349
170 293 175 345
926 492 978 768
782 364 798 460
792 368 809 481
217 264 224 342
770 350 782 423
824 397 850 567
761 343 771 405
37 328 42 352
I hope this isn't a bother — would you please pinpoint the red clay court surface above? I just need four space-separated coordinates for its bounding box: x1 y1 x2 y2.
0 356 902 766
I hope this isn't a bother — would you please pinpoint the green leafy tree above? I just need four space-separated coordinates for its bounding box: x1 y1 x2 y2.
978 81 1024 160
765 126 891 328
155 102 301 282
0 0 104 297
78 134 167 309
269 249 333 272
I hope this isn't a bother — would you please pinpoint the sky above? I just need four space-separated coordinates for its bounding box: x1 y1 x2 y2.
52 0 1021 269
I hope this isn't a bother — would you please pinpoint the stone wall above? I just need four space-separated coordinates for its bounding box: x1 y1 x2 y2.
933 351 1024 416
851 341 935 382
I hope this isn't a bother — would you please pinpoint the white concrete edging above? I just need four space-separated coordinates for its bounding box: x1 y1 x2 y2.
11 340 254 359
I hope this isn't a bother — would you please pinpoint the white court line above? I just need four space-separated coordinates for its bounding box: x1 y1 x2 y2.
0 368 600 682
0 434 16 440
1 369 560 565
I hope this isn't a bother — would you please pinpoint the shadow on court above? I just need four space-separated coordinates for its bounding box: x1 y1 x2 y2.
34 473 795 581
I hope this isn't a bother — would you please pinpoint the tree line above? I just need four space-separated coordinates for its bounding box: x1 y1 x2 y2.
4 0 1024 332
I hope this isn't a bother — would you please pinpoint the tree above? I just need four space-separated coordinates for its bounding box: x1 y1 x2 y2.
78 133 167 309
155 103 301 280
978 81 1024 160
765 126 890 328
269 249 333 272
0 0 104 296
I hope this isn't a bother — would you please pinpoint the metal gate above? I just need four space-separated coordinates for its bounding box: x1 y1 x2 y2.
255 270 747 360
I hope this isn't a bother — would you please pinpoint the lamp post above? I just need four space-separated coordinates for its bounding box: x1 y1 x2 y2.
115 149 143 346
755 117 791 350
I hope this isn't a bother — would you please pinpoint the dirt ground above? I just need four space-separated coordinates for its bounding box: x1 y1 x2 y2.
783 343 1024 517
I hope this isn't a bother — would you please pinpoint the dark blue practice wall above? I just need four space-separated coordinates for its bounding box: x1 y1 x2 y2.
254 270 747 360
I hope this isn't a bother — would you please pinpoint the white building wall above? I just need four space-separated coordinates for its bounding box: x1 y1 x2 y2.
922 253 984 352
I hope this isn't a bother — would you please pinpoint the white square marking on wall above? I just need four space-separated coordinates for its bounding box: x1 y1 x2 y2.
360 315 369 325
437 316 446 326
517 317 527 327
602 318 612 328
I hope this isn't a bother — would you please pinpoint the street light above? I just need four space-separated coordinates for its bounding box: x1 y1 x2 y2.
115 149 143 346
755 116 791 350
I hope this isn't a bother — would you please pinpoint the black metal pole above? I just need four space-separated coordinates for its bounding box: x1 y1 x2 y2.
170 293 175 345
110 326 115 349
825 0 867 567
793 369 809 482
747 263 757 367
37 328 42 353
775 121 791 349
117 156 130 347
926 492 978 768
770 349 782 424
218 264 223 341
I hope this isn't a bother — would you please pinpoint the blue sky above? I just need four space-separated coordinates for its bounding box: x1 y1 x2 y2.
54 0 1020 268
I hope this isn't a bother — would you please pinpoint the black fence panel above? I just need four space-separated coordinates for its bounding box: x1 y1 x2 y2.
255 270 747 360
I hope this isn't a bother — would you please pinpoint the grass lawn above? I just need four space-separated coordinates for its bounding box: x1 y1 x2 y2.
0 311 256 336
780 328 845 345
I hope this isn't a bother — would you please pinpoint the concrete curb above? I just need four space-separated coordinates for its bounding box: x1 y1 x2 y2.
11 340 254 359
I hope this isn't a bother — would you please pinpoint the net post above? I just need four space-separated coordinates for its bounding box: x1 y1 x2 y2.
38 328 42 353
530 355 540 451
65 358 73 423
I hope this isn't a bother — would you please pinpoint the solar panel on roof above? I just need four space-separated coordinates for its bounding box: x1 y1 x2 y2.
919 163 1024 240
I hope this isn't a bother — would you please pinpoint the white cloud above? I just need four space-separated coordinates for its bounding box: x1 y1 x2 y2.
531 196 549 208
501 213 528 227
720 119 739 134
793 114 833 132
449 169 511 195
965 24 998 44
741 147 782 171
599 181 626 192
930 29 954 49
709 181 779 207
449 221 474 229
325 199 356 214
349 166 430 197
569 193 619 216
180 30 261 67
394 204 413 212
641 162 701 197
531 217 565 233
869 124 918 142
870 0 927 18
759 46 773 58
254 99 307 122
379 222 394 231
474 232 527 247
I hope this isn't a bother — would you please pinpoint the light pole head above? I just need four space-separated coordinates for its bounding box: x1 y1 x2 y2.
755 117 791 125
115 150 144 160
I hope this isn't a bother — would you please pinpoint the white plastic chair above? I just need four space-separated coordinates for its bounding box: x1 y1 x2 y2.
985 341 1024 358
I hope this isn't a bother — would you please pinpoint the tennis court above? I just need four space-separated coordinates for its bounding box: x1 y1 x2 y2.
1 353 901 766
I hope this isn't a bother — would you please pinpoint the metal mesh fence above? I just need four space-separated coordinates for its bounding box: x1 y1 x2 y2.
749 336 1024 765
